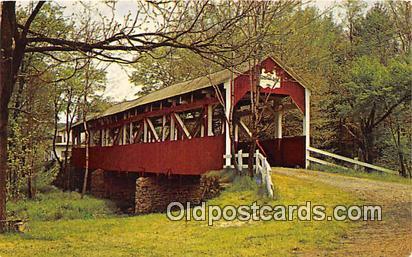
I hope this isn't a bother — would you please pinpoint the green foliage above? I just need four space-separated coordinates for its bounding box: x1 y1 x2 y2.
6 189 117 222
317 2 411 173
226 175 259 192
203 169 236 183
35 162 60 192
353 3 398 62
129 48 220 96
338 56 388 118
17 2 74 40
7 121 29 199
204 170 278 200
7 2 113 202
7 59 57 200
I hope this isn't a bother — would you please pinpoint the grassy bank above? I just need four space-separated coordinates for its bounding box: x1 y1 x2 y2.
0 173 359 257
6 187 118 222
311 164 411 185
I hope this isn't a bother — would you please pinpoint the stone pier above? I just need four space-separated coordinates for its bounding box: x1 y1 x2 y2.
90 169 220 214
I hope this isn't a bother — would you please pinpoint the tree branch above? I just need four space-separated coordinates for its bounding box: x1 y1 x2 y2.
372 94 411 128
22 1 46 39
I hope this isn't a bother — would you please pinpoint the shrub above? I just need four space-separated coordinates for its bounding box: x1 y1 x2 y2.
204 169 237 183
227 175 258 192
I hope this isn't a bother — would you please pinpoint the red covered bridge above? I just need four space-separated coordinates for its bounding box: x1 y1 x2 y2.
72 56 310 175
70 56 311 212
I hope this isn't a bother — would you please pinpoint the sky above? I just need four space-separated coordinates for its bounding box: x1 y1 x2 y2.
21 0 377 103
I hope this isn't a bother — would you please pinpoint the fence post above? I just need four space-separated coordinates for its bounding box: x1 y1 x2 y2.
354 157 359 171
238 150 243 171
255 150 260 174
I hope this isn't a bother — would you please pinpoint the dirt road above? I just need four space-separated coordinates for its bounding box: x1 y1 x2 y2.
273 168 412 257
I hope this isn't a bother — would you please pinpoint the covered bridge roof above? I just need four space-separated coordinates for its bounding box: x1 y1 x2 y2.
85 56 310 122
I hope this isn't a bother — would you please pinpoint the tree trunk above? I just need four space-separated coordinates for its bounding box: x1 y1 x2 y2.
12 59 28 120
391 121 408 177
0 2 16 232
0 100 9 232
81 128 89 198
81 60 91 199
229 72 240 174
64 113 72 191
360 125 376 173
52 100 63 168
27 174 33 199
247 71 257 177
63 92 75 191
248 139 257 177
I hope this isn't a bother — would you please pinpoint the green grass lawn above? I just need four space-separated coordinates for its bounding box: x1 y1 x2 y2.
0 173 359 257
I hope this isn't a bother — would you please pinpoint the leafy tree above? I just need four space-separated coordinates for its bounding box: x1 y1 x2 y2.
340 0 367 57
0 0 262 231
354 3 398 63
335 57 411 167
7 58 57 199
381 59 412 176
387 1 411 55
51 59 107 191
320 1 411 174
129 48 218 96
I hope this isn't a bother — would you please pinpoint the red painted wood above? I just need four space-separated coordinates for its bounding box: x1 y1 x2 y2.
260 82 305 113
237 136 306 168
259 136 306 168
234 75 250 105
261 58 306 113
233 57 306 113
72 135 225 175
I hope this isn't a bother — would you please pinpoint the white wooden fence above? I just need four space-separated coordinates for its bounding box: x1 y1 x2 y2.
223 150 274 198
307 146 397 174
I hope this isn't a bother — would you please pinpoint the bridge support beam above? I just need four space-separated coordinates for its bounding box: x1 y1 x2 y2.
143 119 148 142
303 88 311 169
129 122 133 144
274 110 283 139
224 81 232 168
161 115 166 141
207 104 213 136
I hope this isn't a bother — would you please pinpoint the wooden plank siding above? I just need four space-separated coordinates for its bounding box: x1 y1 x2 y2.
72 135 225 175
